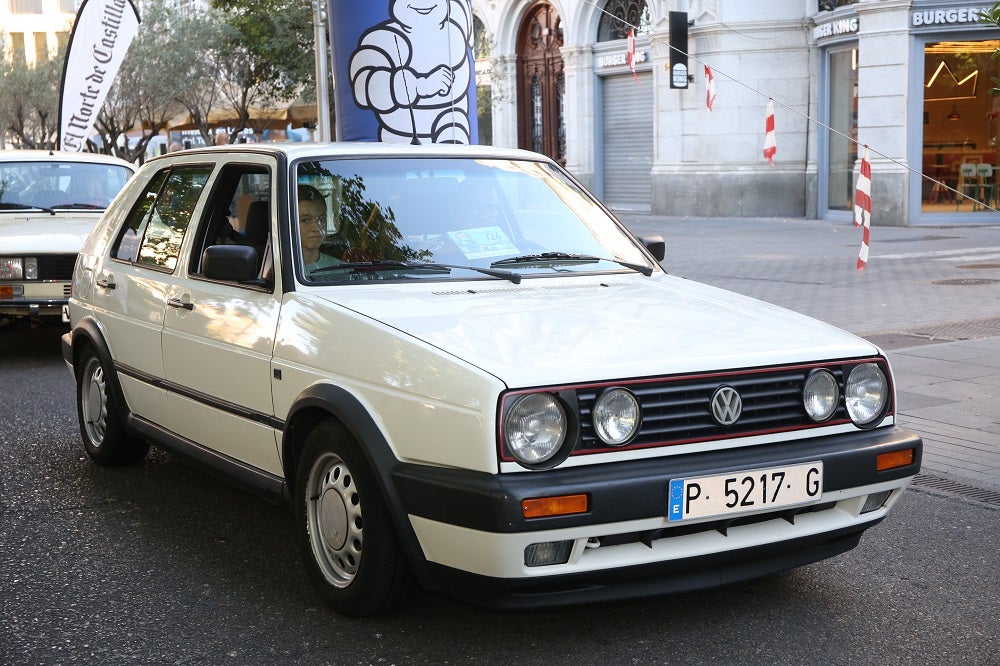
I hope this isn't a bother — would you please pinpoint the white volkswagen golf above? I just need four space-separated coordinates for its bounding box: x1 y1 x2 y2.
63 142 922 617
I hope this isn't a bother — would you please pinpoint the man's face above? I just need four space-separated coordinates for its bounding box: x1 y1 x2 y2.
298 199 327 252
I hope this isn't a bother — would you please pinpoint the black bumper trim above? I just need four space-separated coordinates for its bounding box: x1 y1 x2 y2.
392 426 921 533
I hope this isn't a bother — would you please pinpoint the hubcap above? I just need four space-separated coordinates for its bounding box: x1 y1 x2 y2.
81 359 108 447
306 452 363 587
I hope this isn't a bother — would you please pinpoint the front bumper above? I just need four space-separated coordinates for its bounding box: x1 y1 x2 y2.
0 282 70 319
392 426 921 609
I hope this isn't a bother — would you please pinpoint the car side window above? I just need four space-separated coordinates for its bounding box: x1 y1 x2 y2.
111 165 212 271
188 165 272 287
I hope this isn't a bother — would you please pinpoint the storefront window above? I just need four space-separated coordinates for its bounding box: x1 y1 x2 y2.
922 39 1000 213
827 48 858 211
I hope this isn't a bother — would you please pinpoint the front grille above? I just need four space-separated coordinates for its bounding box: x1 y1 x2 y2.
570 359 890 454
36 254 77 281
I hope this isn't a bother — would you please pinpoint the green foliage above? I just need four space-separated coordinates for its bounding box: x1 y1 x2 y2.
0 45 65 149
984 3 1000 94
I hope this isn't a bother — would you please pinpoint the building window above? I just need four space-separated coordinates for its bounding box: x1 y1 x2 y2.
58 0 76 13
33 32 47 63
827 47 858 211
10 32 26 64
9 0 44 13
473 14 490 60
921 39 1000 213
597 0 651 42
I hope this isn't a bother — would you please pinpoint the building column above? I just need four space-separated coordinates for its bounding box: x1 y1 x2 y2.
560 44 596 190
855 0 911 226
489 54 519 149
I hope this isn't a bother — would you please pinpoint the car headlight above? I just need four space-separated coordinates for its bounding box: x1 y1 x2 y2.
0 257 23 280
592 388 640 445
24 257 38 280
803 369 839 422
845 363 889 426
503 393 567 465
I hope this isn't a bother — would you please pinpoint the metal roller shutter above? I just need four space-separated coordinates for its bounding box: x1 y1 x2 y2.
601 72 653 211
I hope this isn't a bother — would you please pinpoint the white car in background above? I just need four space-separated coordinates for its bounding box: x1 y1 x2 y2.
63 142 922 617
0 150 135 326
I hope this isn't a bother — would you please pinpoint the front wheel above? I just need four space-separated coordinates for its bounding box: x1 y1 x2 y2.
295 419 416 617
75 346 148 465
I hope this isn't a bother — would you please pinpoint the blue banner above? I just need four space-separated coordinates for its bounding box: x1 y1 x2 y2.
329 0 478 144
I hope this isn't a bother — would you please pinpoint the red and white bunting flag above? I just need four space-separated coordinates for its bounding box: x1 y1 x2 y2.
855 145 873 271
705 65 716 112
763 99 777 164
626 29 639 83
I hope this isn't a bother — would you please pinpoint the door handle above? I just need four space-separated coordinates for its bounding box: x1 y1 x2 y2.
167 297 194 311
96 277 115 289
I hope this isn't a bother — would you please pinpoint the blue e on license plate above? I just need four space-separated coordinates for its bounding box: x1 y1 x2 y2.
668 462 823 522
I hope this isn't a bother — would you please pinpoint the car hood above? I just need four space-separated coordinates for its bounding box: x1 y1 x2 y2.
313 274 879 388
0 212 101 254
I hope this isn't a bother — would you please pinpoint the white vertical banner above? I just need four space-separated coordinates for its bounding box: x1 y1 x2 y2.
58 0 141 152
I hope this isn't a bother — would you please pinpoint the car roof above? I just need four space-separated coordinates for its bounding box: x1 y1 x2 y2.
145 141 554 165
0 149 136 170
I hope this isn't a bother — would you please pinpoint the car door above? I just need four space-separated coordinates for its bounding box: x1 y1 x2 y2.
88 164 210 422
158 158 283 476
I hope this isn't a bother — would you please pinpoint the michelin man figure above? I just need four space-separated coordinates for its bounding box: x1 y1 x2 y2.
349 0 474 144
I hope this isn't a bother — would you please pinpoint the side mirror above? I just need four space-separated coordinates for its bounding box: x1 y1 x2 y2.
640 235 665 262
202 244 259 282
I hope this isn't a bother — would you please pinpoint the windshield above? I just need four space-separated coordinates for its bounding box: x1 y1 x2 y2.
294 157 652 283
0 160 132 210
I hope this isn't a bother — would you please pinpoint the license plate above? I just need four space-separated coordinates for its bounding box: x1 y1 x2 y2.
668 462 823 522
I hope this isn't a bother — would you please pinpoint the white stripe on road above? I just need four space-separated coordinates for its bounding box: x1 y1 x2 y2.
877 246 1000 260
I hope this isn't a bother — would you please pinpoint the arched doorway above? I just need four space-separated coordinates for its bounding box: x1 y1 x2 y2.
516 2 565 164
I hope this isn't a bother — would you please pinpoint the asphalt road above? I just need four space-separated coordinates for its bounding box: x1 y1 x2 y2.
1 322 998 665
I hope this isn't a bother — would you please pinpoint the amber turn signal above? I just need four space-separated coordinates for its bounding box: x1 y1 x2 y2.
521 494 589 518
877 448 915 471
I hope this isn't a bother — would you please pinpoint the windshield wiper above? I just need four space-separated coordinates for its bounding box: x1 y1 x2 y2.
311 260 522 284
54 203 104 210
0 202 56 215
491 252 653 276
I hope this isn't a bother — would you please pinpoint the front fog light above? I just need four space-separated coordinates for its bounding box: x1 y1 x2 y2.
524 540 573 567
593 387 640 446
861 490 892 514
846 363 889 426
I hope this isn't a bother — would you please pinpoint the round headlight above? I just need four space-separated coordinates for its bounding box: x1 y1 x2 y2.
845 363 889 426
593 388 640 446
803 369 839 422
503 393 567 465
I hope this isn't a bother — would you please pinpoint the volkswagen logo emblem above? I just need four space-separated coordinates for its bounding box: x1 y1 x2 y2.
711 386 742 426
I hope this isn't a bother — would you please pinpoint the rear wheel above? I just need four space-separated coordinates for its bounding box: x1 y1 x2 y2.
76 346 148 465
295 419 416 617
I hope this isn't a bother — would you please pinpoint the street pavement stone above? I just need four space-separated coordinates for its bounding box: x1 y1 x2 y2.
617 213 1000 492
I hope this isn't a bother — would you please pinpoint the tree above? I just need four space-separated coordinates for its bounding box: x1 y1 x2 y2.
211 0 315 140
96 0 221 161
0 45 65 149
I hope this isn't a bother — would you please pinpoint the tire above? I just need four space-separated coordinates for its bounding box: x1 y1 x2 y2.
75 345 149 466
295 419 416 617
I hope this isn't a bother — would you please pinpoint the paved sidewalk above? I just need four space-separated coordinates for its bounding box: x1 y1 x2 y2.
617 213 1000 493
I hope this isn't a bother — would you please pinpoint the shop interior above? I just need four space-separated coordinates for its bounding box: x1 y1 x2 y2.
922 39 1000 213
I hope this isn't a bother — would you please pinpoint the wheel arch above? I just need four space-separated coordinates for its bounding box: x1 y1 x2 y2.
281 384 432 581
70 317 132 423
